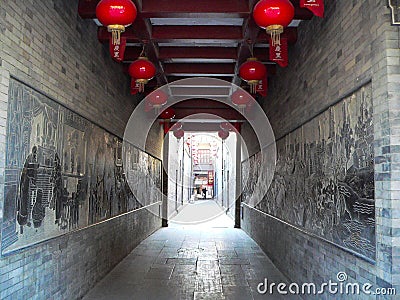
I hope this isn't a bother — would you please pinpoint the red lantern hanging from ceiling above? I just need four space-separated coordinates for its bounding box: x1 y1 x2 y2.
231 89 252 113
220 122 233 131
160 107 176 120
218 130 229 140
147 89 168 113
172 122 183 130
173 129 185 139
96 0 137 45
128 57 156 93
160 108 175 135
253 0 295 46
239 58 267 94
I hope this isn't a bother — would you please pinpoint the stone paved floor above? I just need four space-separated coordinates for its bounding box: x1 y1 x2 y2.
84 202 300 300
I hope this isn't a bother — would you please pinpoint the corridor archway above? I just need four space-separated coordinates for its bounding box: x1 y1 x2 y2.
122 78 276 228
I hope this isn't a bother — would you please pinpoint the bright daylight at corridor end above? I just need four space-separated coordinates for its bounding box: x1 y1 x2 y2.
0 1 400 299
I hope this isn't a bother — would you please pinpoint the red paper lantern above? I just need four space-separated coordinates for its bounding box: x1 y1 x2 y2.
231 89 252 114
173 129 185 139
160 108 176 120
218 130 229 140
220 122 233 131
128 57 156 92
96 0 137 45
253 0 294 46
172 122 183 130
239 58 266 94
147 89 168 113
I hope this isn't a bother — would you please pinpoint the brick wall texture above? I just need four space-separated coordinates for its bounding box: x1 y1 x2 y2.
242 0 400 298
0 0 162 299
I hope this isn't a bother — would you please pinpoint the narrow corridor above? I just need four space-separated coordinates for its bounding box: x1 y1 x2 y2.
2 2 400 299
83 210 297 299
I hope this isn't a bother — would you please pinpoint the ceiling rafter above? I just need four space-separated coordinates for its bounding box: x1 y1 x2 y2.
141 0 250 18
152 25 243 41
78 0 315 92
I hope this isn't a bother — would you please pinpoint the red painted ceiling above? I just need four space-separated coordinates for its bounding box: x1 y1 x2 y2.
78 0 316 123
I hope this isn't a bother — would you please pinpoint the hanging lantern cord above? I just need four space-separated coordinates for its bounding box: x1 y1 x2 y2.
249 43 257 94
140 42 147 57
136 42 149 93
248 40 254 57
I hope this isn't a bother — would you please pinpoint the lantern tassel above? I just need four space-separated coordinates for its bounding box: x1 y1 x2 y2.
153 105 162 115
248 80 258 94
107 25 126 45
251 83 256 94
136 79 149 93
266 25 284 46
270 30 280 46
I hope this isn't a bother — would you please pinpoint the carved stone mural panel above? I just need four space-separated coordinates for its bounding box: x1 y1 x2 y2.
242 83 375 260
1 79 162 254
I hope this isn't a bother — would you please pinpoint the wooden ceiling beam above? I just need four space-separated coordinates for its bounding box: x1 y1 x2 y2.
152 26 243 41
164 63 236 76
78 0 313 20
142 0 249 18
159 47 238 60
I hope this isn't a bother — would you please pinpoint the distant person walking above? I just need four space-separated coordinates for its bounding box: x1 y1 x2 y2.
202 187 207 199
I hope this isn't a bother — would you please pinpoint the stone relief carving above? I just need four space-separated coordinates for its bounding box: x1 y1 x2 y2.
242 83 375 260
1 79 162 254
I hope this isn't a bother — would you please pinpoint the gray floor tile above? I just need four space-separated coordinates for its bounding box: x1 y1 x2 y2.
83 205 290 300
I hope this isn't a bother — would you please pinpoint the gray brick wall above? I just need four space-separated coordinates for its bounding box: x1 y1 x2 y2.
146 121 165 160
242 205 379 300
0 0 162 299
0 0 137 138
0 205 161 299
243 0 400 297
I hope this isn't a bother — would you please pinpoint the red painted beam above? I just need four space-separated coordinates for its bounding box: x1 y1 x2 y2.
78 0 99 19
167 76 233 83
163 63 276 77
152 26 243 41
174 107 245 120
164 63 236 75
174 99 234 109
100 25 293 45
253 48 269 61
141 0 249 18
158 47 269 62
78 0 313 20
159 47 238 60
